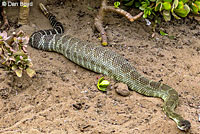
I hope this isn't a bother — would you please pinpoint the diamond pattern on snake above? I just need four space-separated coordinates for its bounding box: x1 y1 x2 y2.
29 3 191 131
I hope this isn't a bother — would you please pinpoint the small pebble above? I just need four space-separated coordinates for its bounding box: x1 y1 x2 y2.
114 83 130 97
72 70 77 74
81 90 88 93
73 103 82 110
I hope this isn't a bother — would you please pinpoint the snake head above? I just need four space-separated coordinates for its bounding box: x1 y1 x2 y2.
177 120 191 131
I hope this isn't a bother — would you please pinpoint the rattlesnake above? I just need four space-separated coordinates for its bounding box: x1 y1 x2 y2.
29 3 191 131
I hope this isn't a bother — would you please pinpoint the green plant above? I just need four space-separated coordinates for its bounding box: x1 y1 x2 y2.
114 1 121 8
0 31 35 77
120 0 200 21
97 77 110 91
160 30 168 35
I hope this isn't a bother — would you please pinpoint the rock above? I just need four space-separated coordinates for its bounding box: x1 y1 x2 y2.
72 70 77 74
73 102 82 110
114 83 130 97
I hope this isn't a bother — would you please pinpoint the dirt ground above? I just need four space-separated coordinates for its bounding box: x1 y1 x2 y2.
0 0 199 134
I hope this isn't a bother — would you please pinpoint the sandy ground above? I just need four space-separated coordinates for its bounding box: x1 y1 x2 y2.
0 0 199 134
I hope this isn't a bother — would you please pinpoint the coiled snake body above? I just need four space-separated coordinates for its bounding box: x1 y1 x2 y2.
29 3 191 131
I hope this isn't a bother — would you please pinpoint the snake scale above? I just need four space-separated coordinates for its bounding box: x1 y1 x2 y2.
29 3 191 131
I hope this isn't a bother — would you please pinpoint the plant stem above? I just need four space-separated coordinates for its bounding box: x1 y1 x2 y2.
94 0 143 45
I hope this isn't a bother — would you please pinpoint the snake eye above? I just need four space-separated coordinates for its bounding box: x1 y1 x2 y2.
178 120 191 131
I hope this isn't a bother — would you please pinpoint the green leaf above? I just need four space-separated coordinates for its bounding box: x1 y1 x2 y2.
13 51 25 56
97 77 110 92
194 1 200 10
139 6 145 11
171 11 181 19
163 2 172 10
141 0 150 5
163 0 172 2
191 2 199 14
143 13 148 18
156 0 162 4
87 6 93 10
179 0 189 3
124 0 134 6
174 4 190 17
144 7 152 17
11 65 17 71
15 55 21 63
135 2 140 7
171 0 181 19
168 35 175 39
147 7 152 15
140 0 150 11
155 2 162 11
177 1 184 9
163 10 171 21
114 1 120 8
160 30 168 36
172 0 179 9
15 69 22 77
26 67 36 77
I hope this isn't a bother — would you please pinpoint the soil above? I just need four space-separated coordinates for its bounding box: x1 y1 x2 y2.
0 0 199 134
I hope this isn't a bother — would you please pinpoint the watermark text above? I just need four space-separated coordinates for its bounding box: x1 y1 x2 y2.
2 1 33 7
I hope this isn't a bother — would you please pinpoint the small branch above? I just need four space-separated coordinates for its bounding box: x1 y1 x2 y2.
94 0 107 45
94 0 143 45
105 6 143 22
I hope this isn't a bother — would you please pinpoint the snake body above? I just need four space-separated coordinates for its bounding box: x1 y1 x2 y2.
29 3 191 131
